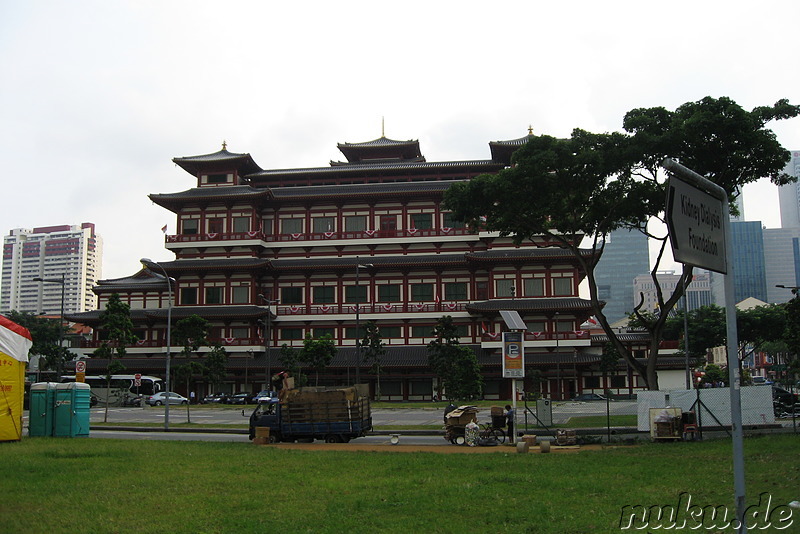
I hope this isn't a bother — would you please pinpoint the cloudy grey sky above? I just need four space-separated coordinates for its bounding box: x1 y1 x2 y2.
2 1 798 281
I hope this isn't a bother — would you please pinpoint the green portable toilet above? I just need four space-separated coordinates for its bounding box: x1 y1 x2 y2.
28 382 57 437
54 382 91 437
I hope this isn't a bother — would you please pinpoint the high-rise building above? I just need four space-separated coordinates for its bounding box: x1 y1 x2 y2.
729 221 768 303
763 227 800 303
1 223 102 315
593 229 650 323
634 270 712 314
778 150 800 228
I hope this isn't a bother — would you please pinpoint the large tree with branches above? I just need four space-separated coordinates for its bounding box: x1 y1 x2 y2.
445 96 798 389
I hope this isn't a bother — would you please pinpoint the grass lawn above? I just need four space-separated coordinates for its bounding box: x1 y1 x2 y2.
1 434 797 533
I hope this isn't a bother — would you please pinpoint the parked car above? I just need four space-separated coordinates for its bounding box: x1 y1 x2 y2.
229 392 253 405
772 386 799 407
146 392 189 406
752 376 773 385
572 393 606 402
202 393 229 404
253 390 275 403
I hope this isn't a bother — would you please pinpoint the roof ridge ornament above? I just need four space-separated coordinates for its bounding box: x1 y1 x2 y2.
381 116 385 138
222 140 227 150
528 125 533 135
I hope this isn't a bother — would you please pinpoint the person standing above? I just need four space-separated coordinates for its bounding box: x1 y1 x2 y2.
505 404 515 444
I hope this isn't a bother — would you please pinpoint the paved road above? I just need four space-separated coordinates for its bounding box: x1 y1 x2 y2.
81 401 639 427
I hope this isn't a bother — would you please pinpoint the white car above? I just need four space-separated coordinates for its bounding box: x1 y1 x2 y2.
146 392 189 406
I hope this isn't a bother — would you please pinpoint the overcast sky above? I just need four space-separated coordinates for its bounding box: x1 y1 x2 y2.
2 1 799 281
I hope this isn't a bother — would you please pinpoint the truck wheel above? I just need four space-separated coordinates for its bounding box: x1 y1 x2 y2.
324 435 343 443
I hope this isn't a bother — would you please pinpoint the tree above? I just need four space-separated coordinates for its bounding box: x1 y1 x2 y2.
278 343 306 387
172 314 210 421
5 310 70 378
94 294 137 422
663 305 726 359
361 321 386 400
300 334 336 386
203 344 228 391
427 316 483 401
737 304 787 364
444 96 799 390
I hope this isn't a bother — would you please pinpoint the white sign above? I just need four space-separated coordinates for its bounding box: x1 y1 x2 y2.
75 360 86 373
665 175 727 274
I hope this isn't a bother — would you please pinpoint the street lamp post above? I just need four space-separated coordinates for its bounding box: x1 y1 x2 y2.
33 274 66 379
258 295 278 392
354 259 373 386
141 258 174 432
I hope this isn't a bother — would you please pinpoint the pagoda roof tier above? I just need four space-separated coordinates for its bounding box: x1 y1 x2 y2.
466 248 596 263
149 185 272 212
144 258 271 274
173 147 262 176
336 136 423 163
269 180 458 202
466 297 597 314
66 305 270 326
271 254 466 273
244 160 504 186
489 132 536 164
93 270 167 294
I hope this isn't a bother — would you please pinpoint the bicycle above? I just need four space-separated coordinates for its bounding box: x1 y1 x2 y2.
479 422 506 444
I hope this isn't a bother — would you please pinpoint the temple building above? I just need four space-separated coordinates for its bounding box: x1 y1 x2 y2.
68 133 660 400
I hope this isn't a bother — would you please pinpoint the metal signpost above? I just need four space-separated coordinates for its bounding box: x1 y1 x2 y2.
663 159 746 532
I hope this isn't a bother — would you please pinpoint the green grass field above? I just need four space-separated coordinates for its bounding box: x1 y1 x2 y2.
1 434 797 533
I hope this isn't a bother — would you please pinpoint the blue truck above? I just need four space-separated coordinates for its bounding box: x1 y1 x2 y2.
249 387 372 443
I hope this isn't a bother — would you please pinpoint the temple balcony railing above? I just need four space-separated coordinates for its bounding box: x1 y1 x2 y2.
165 226 474 246
276 302 468 316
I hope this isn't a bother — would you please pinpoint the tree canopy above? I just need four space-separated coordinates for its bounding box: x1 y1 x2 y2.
444 96 799 389
427 316 483 401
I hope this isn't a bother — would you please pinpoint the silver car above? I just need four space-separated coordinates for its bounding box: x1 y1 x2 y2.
146 392 189 406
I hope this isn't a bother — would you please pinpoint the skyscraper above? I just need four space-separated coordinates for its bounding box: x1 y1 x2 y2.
1 223 103 315
594 229 650 323
778 150 800 228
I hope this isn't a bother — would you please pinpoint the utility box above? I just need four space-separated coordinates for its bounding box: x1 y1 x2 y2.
28 382 57 437
53 382 91 437
536 399 552 427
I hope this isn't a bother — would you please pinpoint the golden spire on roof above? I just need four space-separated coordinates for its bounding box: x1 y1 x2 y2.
528 125 533 135
381 116 385 138
222 140 227 150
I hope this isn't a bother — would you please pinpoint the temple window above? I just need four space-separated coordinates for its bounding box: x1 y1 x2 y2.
207 218 224 233
552 275 574 296
496 279 515 298
379 325 401 338
231 286 249 304
231 327 249 339
412 325 433 338
182 219 198 235
281 328 303 340
281 287 303 304
233 217 250 233
445 282 467 301
410 213 432 230
205 286 223 304
345 216 367 232
345 285 367 303
410 283 433 301
524 278 545 297
313 286 335 304
180 287 197 305
378 285 400 302
312 217 335 233
281 218 303 234
206 173 228 184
